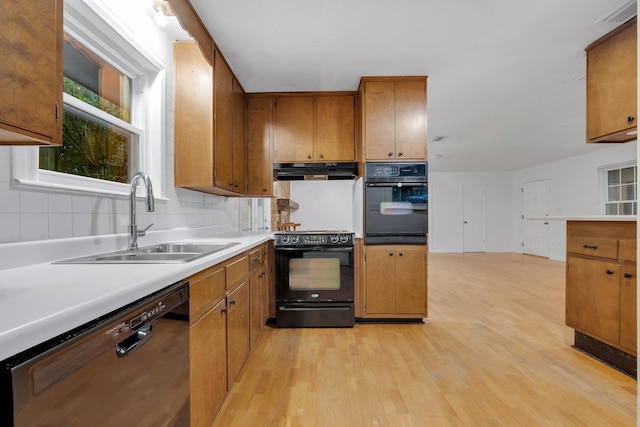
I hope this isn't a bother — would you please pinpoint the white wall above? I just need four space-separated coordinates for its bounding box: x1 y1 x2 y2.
512 141 637 261
429 171 514 252
290 180 361 233
0 2 240 245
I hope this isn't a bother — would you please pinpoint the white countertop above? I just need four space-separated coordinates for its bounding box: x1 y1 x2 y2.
0 231 272 361
527 215 637 221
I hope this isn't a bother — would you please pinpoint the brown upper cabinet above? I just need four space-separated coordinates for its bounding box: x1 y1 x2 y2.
359 77 427 161
214 50 247 194
246 95 274 196
0 0 63 145
173 41 247 196
273 93 355 163
586 17 637 143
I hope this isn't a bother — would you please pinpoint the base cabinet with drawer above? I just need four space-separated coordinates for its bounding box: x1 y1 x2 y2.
565 221 637 370
187 245 266 427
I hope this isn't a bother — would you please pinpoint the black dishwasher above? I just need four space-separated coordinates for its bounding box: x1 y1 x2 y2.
0 280 190 427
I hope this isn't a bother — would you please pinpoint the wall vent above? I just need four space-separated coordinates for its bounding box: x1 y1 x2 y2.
594 0 637 24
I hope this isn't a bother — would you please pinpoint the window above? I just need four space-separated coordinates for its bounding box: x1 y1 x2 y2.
603 163 637 215
39 34 140 184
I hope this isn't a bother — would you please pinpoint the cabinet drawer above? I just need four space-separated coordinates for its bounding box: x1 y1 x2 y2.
226 254 249 290
618 239 636 262
567 237 618 259
189 266 225 323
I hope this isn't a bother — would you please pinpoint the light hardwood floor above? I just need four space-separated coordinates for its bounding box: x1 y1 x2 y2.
212 253 637 427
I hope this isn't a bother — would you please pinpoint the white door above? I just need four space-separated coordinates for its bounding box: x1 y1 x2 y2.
522 180 549 257
462 184 486 252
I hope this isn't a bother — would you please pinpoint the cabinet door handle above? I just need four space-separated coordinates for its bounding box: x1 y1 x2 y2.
306 154 312 159
262 188 267 192
230 300 236 306
582 244 598 250
606 269 614 275
399 253 404 257
398 151 404 156
388 152 394 157
319 153 324 159
253 256 260 262
624 273 633 278
221 307 228 314
628 116 635 123
389 252 394 256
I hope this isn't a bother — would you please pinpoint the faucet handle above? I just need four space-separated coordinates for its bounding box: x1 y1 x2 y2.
138 223 154 237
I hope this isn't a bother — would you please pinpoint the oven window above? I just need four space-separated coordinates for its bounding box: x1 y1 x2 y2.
379 186 427 215
289 253 348 290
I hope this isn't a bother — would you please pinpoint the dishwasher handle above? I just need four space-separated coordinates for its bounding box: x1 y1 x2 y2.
115 324 153 357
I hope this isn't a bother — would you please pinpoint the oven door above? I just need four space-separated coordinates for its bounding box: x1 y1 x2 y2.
275 246 354 303
364 182 428 244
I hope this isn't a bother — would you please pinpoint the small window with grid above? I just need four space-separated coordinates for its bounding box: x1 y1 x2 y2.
604 165 637 215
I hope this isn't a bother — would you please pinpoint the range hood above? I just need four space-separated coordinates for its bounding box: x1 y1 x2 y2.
273 162 359 181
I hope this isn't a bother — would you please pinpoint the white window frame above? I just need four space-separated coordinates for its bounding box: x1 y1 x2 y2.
11 0 166 198
599 160 637 215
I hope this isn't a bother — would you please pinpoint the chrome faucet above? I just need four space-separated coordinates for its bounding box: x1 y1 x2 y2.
128 171 155 250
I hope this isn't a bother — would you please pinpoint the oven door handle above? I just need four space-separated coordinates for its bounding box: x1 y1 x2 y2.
365 182 426 187
275 247 353 253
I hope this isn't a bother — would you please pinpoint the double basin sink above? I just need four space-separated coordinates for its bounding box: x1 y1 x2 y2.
56 242 240 264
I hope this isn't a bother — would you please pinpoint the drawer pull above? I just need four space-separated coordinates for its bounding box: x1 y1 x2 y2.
606 269 614 275
624 273 633 279
582 244 598 250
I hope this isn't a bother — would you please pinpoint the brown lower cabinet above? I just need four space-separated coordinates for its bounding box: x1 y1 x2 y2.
363 245 428 318
565 221 637 360
188 244 266 426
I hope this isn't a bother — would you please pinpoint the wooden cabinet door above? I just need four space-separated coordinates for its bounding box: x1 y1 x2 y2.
232 78 246 193
586 19 637 142
190 298 227 427
364 81 396 160
226 281 249 388
249 268 262 349
566 256 620 344
0 0 63 145
395 246 428 315
174 41 214 188
274 96 314 162
214 50 234 190
619 264 637 355
364 246 397 314
315 95 355 161
247 96 273 196
395 80 427 160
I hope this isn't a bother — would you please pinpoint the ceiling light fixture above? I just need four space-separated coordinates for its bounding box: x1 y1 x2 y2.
153 0 168 26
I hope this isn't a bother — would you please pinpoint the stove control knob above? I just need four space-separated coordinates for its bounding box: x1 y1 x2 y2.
329 235 340 244
290 235 299 244
339 235 350 244
280 235 290 245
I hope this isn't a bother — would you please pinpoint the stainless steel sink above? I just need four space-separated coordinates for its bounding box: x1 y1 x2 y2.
55 242 240 264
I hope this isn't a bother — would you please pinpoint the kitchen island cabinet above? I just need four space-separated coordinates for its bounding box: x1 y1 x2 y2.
363 245 428 319
0 0 63 145
586 17 637 143
565 220 636 375
358 77 427 161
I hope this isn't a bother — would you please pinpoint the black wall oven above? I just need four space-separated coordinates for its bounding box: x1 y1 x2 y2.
275 231 355 328
364 162 428 244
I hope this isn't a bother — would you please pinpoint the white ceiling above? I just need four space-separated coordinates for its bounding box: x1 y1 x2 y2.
187 0 636 172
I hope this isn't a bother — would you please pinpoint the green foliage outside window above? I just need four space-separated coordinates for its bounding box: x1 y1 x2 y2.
39 78 133 184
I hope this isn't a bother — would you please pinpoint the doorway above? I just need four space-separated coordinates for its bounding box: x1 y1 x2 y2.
462 184 486 252
522 179 550 257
